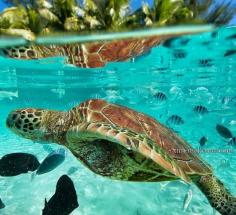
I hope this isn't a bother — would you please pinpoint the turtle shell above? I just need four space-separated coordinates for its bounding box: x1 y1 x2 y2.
1 31 193 67
1 36 165 67
76 99 212 177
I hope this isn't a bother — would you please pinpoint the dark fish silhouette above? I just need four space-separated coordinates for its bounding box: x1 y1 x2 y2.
42 144 54 153
231 97 236 104
218 159 230 169
162 37 178 48
67 167 79 176
216 124 233 139
166 115 184 125
153 67 168 71
199 59 213 67
199 136 208 147
36 149 66 175
0 153 40 176
42 175 79 215
173 49 187 59
221 96 236 106
226 34 236 40
202 41 211 46
193 105 208 115
221 96 231 105
224 50 236 57
211 31 218 38
228 137 236 146
154 92 167 101
179 38 190 46
0 198 5 209
162 38 189 48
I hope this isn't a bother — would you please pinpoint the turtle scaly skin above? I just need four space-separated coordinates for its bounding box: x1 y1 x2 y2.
6 99 236 215
195 175 236 215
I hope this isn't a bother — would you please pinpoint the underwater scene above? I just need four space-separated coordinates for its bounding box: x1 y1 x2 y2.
0 23 236 215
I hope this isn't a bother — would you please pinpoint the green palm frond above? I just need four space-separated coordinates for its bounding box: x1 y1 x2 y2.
184 0 212 17
153 0 194 25
83 0 130 29
1 0 235 40
27 8 43 33
52 0 77 22
0 17 11 29
106 0 129 25
1 6 29 28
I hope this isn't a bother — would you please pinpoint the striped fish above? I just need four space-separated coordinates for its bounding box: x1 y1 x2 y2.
166 115 184 125
193 105 208 115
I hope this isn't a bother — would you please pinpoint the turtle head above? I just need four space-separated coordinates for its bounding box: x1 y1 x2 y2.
6 108 46 140
6 108 68 143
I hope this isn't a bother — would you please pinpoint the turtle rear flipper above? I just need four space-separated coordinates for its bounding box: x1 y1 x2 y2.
195 175 236 215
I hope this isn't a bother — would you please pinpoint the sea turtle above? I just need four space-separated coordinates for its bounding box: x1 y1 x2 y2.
6 99 236 215
0 27 208 68
0 36 163 67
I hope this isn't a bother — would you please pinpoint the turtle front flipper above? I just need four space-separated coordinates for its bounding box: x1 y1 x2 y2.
195 175 236 215
66 122 191 182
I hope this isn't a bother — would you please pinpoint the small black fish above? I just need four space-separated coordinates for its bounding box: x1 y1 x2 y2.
218 159 230 169
36 149 66 175
0 198 5 209
42 175 79 215
180 38 190 46
199 136 208 147
201 41 211 46
228 137 236 146
167 115 184 125
216 124 233 139
154 92 167 101
224 50 236 57
0 153 40 177
162 37 178 48
173 50 187 59
231 97 236 104
199 59 213 67
42 144 54 153
67 166 79 176
193 105 208 115
211 31 218 38
226 34 236 40
162 38 189 48
155 67 168 71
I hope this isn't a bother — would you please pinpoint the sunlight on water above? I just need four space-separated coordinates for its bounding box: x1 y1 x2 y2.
0 26 236 215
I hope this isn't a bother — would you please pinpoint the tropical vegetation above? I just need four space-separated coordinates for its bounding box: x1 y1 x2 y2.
0 0 235 40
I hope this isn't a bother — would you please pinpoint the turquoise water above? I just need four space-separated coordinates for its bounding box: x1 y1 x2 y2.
0 26 236 215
